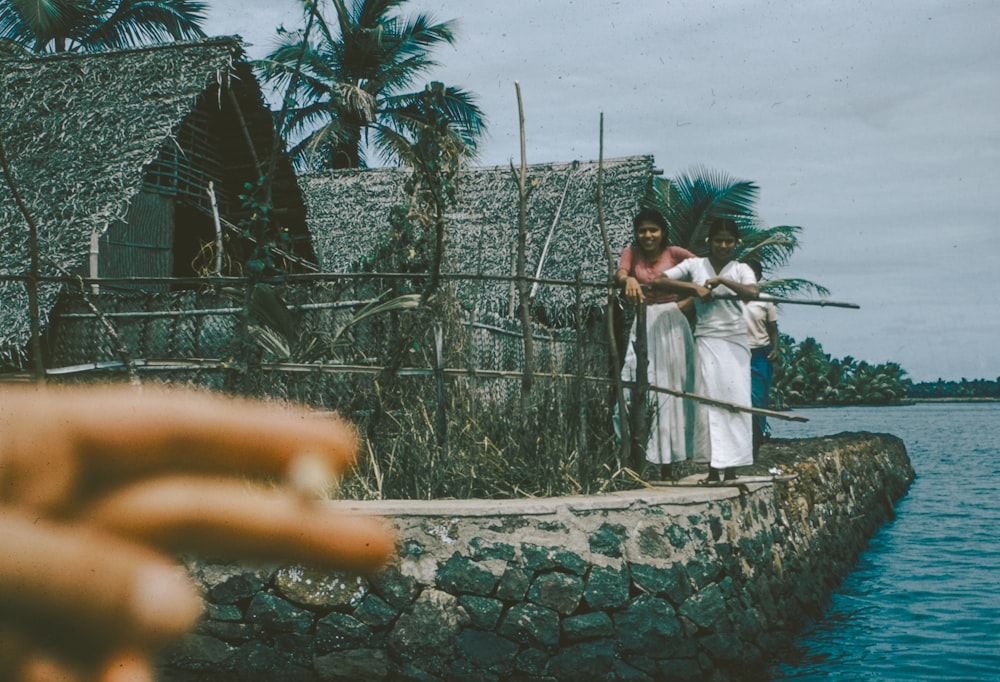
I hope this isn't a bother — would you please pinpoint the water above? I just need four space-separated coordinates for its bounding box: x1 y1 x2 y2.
768 403 1000 681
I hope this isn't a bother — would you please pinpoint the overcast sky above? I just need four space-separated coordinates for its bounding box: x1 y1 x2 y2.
206 0 999 382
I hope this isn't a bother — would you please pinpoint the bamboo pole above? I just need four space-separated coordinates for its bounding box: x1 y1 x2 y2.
574 269 588 485
207 181 223 276
434 322 447 448
513 81 535 394
716 293 860 309
529 167 574 300
592 112 631 462
41 357 807 423
1 271 612 288
628 301 649 471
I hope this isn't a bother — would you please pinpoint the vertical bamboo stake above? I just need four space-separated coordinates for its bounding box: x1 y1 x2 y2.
629 302 649 471
0 135 45 381
574 268 588 486
89 229 100 295
514 81 535 394
207 181 223 276
434 322 447 448
592 113 629 464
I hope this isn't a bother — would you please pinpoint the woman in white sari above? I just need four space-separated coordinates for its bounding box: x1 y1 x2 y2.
655 219 759 482
615 209 698 480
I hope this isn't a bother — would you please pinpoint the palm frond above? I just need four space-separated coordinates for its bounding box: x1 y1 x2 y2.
81 0 207 51
759 277 831 298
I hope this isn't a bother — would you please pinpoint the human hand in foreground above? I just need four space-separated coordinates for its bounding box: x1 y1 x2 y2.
0 384 395 682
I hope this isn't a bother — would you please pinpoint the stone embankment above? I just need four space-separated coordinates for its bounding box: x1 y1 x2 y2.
161 433 913 681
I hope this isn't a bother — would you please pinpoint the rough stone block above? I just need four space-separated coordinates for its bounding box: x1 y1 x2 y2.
314 648 390 681
165 633 235 669
436 553 501 596
275 564 368 609
197 619 254 644
612 659 655 681
637 525 672 558
588 522 627 557
469 537 516 562
456 629 520 670
679 583 729 632
614 595 683 655
245 592 314 634
514 647 548 676
315 612 373 653
698 631 745 662
583 563 630 610
526 572 584 615
458 595 505 630
370 565 420 610
353 593 399 628
205 603 242 622
495 566 532 601
207 574 265 605
497 602 560 646
520 542 588 575
547 640 615 680
388 589 469 660
630 563 691 604
232 641 313 682
562 611 613 642
656 657 704 682
685 556 722 589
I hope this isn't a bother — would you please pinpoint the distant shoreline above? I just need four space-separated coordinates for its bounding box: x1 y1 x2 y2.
787 397 999 410
908 397 1000 403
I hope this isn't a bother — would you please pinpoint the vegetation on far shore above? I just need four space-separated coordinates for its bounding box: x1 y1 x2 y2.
770 334 997 406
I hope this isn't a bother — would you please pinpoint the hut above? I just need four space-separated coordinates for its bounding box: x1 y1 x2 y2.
298 156 657 386
301 155 657 323
0 37 315 371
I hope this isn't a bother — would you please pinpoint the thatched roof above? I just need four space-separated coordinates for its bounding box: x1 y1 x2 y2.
301 155 655 318
0 37 306 370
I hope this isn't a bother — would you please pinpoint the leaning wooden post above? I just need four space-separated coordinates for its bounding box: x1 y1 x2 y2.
629 301 649 471
592 113 630 464
574 268 588 485
514 81 535 395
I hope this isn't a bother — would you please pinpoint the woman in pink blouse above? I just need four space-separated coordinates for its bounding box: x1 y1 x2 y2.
614 208 701 480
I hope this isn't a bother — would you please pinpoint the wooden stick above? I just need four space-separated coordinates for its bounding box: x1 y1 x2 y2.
714 293 860 309
46 358 807 423
513 80 534 394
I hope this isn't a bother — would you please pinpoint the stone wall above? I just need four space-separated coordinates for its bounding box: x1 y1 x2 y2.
161 433 913 681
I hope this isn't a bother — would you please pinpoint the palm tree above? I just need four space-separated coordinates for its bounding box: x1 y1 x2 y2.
258 0 485 170
0 0 206 54
652 167 828 297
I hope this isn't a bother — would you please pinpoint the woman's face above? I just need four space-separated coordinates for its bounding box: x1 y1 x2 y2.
709 229 738 262
635 220 664 255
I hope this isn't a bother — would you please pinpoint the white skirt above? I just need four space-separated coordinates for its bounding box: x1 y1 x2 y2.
694 336 753 468
617 302 700 464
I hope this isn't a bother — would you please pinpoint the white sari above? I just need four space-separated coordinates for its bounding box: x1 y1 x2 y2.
663 258 755 468
618 302 702 464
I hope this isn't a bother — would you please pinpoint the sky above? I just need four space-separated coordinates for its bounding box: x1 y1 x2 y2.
205 0 999 382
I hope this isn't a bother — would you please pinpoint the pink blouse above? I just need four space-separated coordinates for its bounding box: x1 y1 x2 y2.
617 244 696 304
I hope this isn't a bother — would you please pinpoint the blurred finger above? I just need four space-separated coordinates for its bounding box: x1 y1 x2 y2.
0 510 203 652
97 651 155 682
84 477 396 572
0 640 154 682
1 386 359 507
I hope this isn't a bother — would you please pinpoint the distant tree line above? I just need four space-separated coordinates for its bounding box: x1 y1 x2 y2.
908 377 1000 400
771 335 912 407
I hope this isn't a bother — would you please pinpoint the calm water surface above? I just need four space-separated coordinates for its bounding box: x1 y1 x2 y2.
768 403 1000 681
